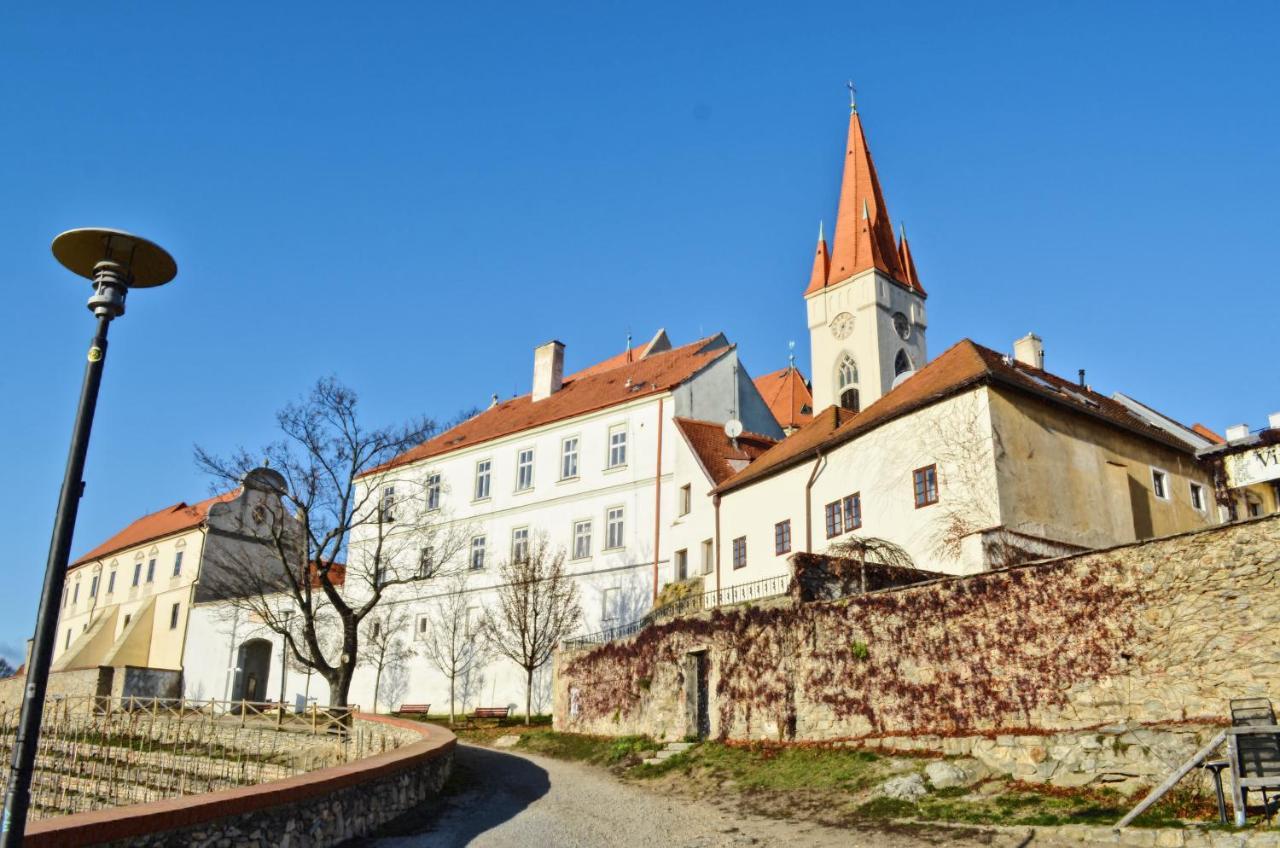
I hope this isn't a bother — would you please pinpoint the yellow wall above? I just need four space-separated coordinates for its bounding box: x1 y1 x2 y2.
989 387 1216 548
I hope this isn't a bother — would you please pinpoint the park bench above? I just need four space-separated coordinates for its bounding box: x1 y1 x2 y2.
397 703 431 717
469 706 511 725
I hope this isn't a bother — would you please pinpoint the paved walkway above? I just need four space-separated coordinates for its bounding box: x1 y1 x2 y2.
371 743 1027 848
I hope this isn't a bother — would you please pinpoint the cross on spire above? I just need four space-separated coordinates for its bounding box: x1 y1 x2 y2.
846 80 857 114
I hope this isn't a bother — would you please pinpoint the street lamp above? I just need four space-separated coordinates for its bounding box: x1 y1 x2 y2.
1 229 176 846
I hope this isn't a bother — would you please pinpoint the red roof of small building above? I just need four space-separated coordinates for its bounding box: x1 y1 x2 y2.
673 418 777 486
1192 423 1226 445
715 339 1197 495
363 335 733 477
72 491 239 568
753 366 814 431
564 329 672 382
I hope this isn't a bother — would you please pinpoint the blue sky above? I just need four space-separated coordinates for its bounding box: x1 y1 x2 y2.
1 3 1276 662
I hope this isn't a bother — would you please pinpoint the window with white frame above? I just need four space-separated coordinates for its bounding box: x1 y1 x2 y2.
516 448 534 491
561 437 579 479
380 486 396 522
511 527 529 562
474 459 492 500
608 425 627 468
132 563 142 587
146 558 156 583
72 582 79 604
843 493 862 531
418 546 435 578
1190 482 1205 511
173 550 184 577
416 615 429 639
675 549 689 580
89 575 99 598
678 484 692 516
605 506 624 549
732 536 747 569
470 535 486 570
1151 468 1169 500
601 587 621 623
425 473 441 511
107 570 116 595
169 603 180 630
701 539 713 575
573 520 592 559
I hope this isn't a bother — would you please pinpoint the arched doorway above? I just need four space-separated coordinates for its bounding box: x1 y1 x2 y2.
233 638 272 703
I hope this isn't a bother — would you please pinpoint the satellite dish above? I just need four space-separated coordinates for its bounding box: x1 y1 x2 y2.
724 419 743 439
890 370 916 391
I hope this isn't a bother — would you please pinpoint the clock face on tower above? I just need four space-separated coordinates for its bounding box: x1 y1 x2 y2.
829 312 854 340
892 311 911 340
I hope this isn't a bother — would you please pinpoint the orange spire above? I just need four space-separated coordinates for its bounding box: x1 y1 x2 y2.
804 221 831 296
897 223 926 297
824 107 906 290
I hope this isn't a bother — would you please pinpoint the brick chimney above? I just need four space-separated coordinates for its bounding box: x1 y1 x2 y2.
1013 333 1044 370
532 340 565 401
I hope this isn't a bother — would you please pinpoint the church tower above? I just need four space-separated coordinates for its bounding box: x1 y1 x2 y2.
806 100 927 413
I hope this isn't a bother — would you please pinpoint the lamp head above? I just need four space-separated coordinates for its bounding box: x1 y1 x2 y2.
51 228 177 318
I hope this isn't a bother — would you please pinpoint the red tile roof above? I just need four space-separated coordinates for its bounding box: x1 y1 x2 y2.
673 418 777 486
564 329 671 381
364 335 733 477
72 491 238 568
715 339 1197 494
753 366 814 431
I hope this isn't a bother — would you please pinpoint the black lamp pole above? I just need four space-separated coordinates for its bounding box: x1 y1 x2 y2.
0 229 176 846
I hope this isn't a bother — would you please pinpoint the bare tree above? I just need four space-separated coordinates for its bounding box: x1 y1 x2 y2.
419 571 489 724
482 536 582 725
362 605 416 713
195 377 467 708
828 534 916 594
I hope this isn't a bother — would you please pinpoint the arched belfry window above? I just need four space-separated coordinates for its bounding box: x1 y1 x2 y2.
837 354 860 413
894 349 912 376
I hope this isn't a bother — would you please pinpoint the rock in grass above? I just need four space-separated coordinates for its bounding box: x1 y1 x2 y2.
493 735 521 748
881 773 928 801
925 761 970 789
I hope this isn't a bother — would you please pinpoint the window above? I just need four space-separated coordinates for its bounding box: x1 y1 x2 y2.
1248 499 1263 518
89 575 99 598
608 426 627 468
913 465 939 508
678 484 692 517
470 536 486 570
123 614 131 627
73 582 80 604
561 437 579 479
1190 482 1205 511
605 507 624 549
132 563 142 587
601 587 621 624
573 520 592 559
675 549 689 580
169 603 180 630
838 355 860 413
380 486 396 522
371 621 381 639
1151 468 1169 500
511 527 529 563
701 539 714 575
775 520 791 555
825 501 842 539
107 571 116 595
894 349 912 376
474 459 492 500
416 615 429 638
516 449 534 491
173 551 184 577
732 536 747 570
418 547 435 578
65 630 70 650
843 493 862 532
62 586 67 609
425 474 441 511
146 558 156 583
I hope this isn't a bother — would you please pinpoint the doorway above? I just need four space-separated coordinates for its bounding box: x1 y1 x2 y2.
686 651 711 740
233 638 273 704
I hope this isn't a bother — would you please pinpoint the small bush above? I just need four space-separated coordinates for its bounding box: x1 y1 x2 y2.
849 640 870 660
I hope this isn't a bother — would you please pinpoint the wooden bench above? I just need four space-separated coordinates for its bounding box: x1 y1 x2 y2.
397 703 431 716
469 706 511 725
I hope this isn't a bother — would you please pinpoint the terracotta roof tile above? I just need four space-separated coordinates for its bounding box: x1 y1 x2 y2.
72 491 238 567
673 418 777 486
1192 423 1226 445
564 329 671 382
753 367 814 431
365 335 733 476
715 339 1196 494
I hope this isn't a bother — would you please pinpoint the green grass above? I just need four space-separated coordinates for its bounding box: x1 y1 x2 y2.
630 741 882 792
511 730 656 766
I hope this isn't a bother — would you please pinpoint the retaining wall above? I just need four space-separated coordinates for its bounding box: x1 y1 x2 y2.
24 714 455 848
555 515 1280 790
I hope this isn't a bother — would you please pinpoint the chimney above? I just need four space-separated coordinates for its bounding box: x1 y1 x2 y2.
1012 333 1044 370
1269 412 1280 431
532 340 565 401
1225 424 1250 441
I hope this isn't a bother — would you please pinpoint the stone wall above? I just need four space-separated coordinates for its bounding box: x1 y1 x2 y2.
24 714 454 848
555 516 1280 788
0 667 104 710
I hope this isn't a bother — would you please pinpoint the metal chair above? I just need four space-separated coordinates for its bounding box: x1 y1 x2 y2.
1230 698 1280 824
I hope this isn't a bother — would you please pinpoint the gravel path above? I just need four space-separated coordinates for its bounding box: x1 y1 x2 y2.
370 743 1030 848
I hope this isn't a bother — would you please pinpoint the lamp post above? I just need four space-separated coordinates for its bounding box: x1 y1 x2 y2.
278 608 293 707
1 229 176 846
